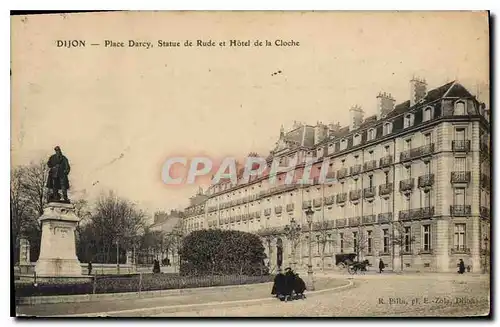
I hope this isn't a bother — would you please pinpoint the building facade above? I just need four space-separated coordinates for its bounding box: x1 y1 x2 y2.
182 78 491 273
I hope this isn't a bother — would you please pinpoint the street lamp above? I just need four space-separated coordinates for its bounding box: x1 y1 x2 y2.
284 217 301 271
304 206 315 291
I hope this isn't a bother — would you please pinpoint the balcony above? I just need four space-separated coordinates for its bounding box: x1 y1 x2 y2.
302 200 312 209
481 174 491 190
326 171 336 180
236 215 242 222
336 218 347 228
324 195 335 205
349 189 362 202
418 174 435 188
399 178 414 193
400 144 435 162
379 183 393 196
313 198 323 208
230 216 235 223
286 203 294 212
451 246 471 254
364 160 377 172
452 140 471 152
337 168 348 180
264 208 271 216
362 214 377 225
274 206 283 215
480 206 490 219
379 155 393 169
378 212 392 224
349 217 361 227
399 207 435 221
450 171 471 184
363 186 376 199
350 164 362 176
255 211 261 218
450 205 471 217
336 193 347 204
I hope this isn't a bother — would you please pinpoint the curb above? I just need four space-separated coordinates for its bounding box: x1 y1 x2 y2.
53 279 354 317
16 281 274 306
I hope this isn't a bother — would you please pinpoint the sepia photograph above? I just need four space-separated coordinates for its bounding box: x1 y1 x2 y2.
10 10 491 318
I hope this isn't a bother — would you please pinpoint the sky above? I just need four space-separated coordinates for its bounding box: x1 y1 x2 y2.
10 11 489 221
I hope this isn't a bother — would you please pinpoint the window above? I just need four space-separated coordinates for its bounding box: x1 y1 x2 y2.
404 114 414 128
383 122 393 135
368 129 376 141
384 171 389 184
367 231 373 253
454 157 466 172
423 107 433 122
382 197 390 213
405 165 412 178
340 139 347 150
424 133 432 146
341 159 345 167
383 229 389 253
384 145 390 155
425 161 431 175
454 101 466 115
353 134 361 146
454 224 466 251
404 226 411 252
368 175 374 188
340 233 344 253
404 138 412 151
353 232 358 253
455 128 466 141
368 150 374 161
422 225 431 251
454 188 466 206
424 190 431 207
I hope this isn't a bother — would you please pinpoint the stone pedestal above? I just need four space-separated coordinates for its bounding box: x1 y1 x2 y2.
35 202 82 277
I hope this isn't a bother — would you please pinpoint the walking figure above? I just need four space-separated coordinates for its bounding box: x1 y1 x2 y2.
88 261 93 275
458 259 465 274
379 259 385 273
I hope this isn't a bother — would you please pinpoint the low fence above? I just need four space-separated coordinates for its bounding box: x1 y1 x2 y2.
15 273 273 298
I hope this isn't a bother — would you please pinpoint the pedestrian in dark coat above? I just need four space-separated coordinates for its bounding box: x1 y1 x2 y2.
379 259 385 273
88 261 93 275
293 273 307 299
271 271 286 297
282 268 295 301
458 259 465 274
153 259 161 273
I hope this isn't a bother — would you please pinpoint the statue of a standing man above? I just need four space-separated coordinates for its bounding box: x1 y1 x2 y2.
46 146 71 203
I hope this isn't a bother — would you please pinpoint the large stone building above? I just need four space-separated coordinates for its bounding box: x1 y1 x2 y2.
182 78 491 273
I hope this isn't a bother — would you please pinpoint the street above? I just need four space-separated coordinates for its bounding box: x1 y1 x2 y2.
16 273 490 317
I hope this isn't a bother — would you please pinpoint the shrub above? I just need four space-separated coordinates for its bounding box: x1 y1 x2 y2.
178 229 268 276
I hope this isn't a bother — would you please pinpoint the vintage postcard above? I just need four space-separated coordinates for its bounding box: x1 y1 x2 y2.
11 11 490 317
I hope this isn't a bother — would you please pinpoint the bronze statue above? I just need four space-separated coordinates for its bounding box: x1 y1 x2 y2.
46 146 71 203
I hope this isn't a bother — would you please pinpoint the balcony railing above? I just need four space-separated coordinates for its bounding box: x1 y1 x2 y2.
275 206 283 214
451 245 471 254
349 217 361 227
362 214 377 225
302 200 312 209
336 218 347 227
326 171 336 180
255 211 261 218
480 206 490 219
379 183 393 196
377 212 393 223
363 186 376 199
399 178 415 192
324 195 335 205
418 174 435 188
349 189 362 201
350 164 362 176
337 168 348 179
286 203 294 212
364 160 377 172
451 171 471 184
264 208 271 216
400 144 435 162
379 155 393 168
399 207 435 221
313 198 323 207
450 205 471 217
452 140 471 152
336 193 347 204
481 174 491 190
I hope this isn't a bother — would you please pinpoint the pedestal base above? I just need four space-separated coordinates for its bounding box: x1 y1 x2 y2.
35 258 82 277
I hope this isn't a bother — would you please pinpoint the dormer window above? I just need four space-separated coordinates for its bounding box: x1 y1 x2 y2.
340 139 347 150
404 113 414 128
383 122 393 136
454 101 466 116
367 128 376 141
353 134 361 146
423 106 433 122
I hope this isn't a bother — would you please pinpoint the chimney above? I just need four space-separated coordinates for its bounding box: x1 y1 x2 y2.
376 92 395 119
314 121 328 145
410 77 427 106
349 105 364 131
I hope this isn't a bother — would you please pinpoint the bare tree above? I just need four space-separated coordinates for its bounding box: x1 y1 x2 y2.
21 160 48 216
391 221 416 271
345 226 370 261
11 167 32 250
314 220 336 271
